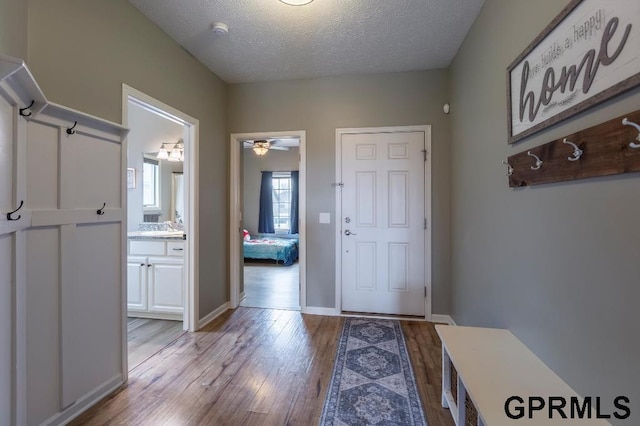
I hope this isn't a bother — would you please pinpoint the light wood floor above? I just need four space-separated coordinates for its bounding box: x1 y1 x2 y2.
240 261 300 310
72 308 454 426
127 317 185 370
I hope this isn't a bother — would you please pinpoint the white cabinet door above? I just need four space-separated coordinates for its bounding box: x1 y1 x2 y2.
149 257 184 314
127 256 148 311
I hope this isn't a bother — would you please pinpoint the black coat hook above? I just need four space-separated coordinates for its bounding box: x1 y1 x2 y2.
96 202 106 215
7 200 24 221
19 100 35 117
67 121 78 135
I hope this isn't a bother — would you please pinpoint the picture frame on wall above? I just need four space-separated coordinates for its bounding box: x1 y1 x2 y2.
507 0 640 144
127 168 136 189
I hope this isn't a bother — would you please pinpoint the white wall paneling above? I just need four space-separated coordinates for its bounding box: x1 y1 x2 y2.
0 54 128 425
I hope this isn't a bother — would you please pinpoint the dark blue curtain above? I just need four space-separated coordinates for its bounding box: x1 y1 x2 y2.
258 171 274 233
290 171 299 234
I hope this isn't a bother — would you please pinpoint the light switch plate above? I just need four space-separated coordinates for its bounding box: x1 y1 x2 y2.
319 213 331 224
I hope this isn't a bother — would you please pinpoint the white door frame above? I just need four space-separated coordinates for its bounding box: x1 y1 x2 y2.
335 125 432 320
121 85 200 336
229 131 307 311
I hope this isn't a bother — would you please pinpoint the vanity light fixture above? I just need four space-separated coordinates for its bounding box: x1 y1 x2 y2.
157 140 184 162
157 143 170 160
279 0 313 5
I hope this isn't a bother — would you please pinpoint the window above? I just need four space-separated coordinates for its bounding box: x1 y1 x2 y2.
143 158 160 210
272 172 291 232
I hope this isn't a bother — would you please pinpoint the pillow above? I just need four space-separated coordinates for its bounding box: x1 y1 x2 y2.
243 229 250 241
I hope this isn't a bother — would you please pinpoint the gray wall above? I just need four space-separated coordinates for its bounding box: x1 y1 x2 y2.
0 0 27 59
449 0 640 415
27 0 229 319
243 147 299 235
229 71 451 313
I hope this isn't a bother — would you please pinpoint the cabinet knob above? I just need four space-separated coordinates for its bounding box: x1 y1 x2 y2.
140 263 145 267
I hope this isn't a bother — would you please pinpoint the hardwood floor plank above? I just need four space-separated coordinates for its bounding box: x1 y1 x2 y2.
127 317 185 370
241 262 300 310
72 309 454 426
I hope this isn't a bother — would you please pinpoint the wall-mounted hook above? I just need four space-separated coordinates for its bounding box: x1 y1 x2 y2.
501 160 513 176
66 121 78 135
562 138 583 161
527 151 543 170
96 202 106 216
622 118 640 148
19 100 34 117
6 200 24 221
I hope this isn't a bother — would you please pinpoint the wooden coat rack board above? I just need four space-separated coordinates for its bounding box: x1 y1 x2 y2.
507 110 640 187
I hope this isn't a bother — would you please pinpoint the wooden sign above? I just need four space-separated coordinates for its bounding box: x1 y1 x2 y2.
507 0 640 144
507 110 640 187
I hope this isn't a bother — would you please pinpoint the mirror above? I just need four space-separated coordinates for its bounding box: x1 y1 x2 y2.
171 172 184 224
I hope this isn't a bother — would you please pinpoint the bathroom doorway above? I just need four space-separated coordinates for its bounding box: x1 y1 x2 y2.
122 85 199 372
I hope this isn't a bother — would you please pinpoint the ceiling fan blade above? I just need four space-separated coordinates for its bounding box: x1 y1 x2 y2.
269 146 289 151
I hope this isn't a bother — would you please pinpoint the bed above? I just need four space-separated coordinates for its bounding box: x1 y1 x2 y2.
243 235 299 266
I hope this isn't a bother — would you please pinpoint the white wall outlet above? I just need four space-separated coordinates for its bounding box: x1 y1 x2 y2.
319 213 331 224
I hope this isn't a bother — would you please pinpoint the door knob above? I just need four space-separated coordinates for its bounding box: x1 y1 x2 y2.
344 229 357 236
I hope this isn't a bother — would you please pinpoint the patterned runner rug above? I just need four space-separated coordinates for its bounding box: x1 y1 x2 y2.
320 318 428 425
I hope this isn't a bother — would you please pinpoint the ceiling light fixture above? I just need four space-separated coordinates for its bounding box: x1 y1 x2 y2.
279 0 313 5
253 141 270 156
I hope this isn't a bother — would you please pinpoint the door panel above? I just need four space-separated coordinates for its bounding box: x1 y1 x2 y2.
356 171 376 227
388 172 409 227
341 131 426 316
25 227 60 424
0 233 12 426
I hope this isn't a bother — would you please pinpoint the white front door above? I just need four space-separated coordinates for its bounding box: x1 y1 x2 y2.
339 129 428 316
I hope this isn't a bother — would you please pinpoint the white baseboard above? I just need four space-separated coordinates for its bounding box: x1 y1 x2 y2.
431 314 456 325
197 302 230 329
43 374 123 426
127 311 182 321
302 306 340 316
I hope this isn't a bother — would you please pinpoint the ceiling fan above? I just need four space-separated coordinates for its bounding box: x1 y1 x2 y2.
243 139 289 156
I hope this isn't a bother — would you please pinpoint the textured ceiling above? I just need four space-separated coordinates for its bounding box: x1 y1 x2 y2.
128 0 485 84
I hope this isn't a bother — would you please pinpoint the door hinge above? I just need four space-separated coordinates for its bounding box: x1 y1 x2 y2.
422 149 427 162
424 218 427 230
424 287 427 298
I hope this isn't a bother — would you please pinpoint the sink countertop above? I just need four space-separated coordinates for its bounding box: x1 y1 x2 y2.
127 231 186 241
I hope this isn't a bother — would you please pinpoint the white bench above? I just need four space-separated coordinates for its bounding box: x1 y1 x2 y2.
435 325 612 425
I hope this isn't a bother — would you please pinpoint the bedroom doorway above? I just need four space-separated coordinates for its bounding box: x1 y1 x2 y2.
229 131 306 312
